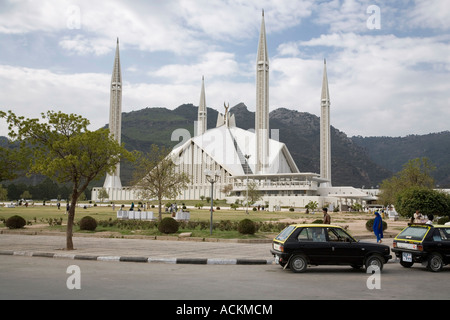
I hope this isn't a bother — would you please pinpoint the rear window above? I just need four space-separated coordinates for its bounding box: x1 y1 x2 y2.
396 226 430 241
275 225 296 241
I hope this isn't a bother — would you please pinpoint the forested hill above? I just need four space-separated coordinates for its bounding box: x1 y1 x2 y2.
3 104 449 189
118 103 393 187
351 132 450 187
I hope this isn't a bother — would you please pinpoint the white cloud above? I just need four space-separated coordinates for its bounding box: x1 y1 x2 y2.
0 65 109 136
152 51 241 84
1 0 449 139
291 32 450 136
407 0 450 30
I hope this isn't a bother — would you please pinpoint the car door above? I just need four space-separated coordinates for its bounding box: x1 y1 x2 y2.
438 228 450 264
295 227 332 264
326 227 362 265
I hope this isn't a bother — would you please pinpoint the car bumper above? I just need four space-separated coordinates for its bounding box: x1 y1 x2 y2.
392 248 427 262
270 249 290 263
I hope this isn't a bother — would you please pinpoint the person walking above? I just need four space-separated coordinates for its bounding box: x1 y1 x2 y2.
373 211 383 243
323 208 331 224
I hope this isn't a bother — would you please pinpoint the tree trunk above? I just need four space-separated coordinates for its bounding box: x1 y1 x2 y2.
66 192 79 250
158 197 162 221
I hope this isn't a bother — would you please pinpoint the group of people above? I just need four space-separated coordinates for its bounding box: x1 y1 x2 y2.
412 210 434 225
321 207 438 244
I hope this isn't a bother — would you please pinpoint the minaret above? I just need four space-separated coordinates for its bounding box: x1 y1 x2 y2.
320 59 331 187
196 76 207 136
103 38 123 191
255 10 269 174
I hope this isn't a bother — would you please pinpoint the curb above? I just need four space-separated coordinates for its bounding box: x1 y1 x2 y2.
0 250 273 265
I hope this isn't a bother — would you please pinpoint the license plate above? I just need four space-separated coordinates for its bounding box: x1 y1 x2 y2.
402 252 412 262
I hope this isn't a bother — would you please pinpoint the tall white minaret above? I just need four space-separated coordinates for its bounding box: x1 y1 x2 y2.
196 76 207 136
255 10 269 174
320 59 331 187
104 38 123 190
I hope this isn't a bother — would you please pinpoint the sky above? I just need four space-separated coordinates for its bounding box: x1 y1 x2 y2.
0 0 449 138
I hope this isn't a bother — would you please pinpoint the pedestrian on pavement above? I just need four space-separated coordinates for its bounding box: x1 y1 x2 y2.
323 208 331 224
373 211 383 243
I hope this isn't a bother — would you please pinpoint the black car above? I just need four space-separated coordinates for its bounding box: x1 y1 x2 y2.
392 223 450 272
270 224 392 273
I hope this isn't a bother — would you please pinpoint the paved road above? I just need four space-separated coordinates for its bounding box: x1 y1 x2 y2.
1 255 450 300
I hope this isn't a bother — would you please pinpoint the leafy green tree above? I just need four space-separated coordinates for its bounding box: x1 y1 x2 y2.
246 181 261 206
1 110 134 250
97 188 109 202
0 142 29 182
378 157 436 206
132 144 190 221
395 187 450 219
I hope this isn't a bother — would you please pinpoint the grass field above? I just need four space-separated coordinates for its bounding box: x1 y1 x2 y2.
0 203 407 239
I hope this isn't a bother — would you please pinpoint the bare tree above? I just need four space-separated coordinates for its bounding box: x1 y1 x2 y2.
132 144 190 220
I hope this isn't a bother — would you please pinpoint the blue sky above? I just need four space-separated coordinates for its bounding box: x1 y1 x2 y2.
0 0 449 138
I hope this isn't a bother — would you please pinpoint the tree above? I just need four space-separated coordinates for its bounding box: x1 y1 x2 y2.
246 181 261 206
396 187 450 218
0 142 29 182
132 144 190 221
97 188 109 202
1 110 134 250
378 157 436 206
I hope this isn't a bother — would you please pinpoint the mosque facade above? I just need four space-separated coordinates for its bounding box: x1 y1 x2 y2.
92 12 374 210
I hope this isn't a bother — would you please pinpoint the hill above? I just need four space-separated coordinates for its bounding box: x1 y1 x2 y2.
351 132 450 187
118 103 393 187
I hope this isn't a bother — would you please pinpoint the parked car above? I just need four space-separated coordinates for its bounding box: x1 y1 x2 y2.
270 224 392 273
392 223 450 272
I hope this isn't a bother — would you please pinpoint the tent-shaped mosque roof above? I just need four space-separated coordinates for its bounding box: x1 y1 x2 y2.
171 124 299 177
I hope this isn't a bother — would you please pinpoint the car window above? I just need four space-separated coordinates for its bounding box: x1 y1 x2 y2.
432 229 442 242
439 228 450 241
297 227 326 242
396 226 429 241
276 225 296 241
327 228 354 242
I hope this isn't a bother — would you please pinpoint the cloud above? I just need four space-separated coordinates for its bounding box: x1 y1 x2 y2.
0 65 109 136
290 32 450 136
407 0 450 30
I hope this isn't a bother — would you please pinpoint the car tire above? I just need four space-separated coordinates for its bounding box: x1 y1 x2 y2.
365 254 384 272
289 254 308 273
427 253 443 272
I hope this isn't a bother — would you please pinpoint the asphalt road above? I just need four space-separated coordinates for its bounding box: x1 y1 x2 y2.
1 255 449 301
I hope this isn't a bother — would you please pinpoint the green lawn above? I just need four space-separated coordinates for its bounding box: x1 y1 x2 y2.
0 203 311 239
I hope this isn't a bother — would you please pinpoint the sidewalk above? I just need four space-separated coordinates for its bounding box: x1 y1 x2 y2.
0 232 395 265
0 233 275 265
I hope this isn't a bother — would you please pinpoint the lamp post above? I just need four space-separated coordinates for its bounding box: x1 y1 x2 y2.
244 154 251 214
205 170 220 235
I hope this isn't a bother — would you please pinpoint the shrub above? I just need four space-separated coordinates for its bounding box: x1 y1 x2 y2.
238 219 256 235
6 215 26 229
365 218 388 232
437 216 450 225
79 216 97 231
158 217 179 234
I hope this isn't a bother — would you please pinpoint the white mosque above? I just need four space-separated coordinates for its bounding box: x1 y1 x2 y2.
92 12 375 211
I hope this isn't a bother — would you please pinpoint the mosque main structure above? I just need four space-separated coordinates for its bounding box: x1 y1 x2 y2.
92 12 374 210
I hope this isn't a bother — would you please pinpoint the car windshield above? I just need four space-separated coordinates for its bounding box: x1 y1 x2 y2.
275 225 296 241
396 226 429 241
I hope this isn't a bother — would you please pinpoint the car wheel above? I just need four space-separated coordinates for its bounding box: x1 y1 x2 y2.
427 253 443 272
365 254 384 271
289 255 308 273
